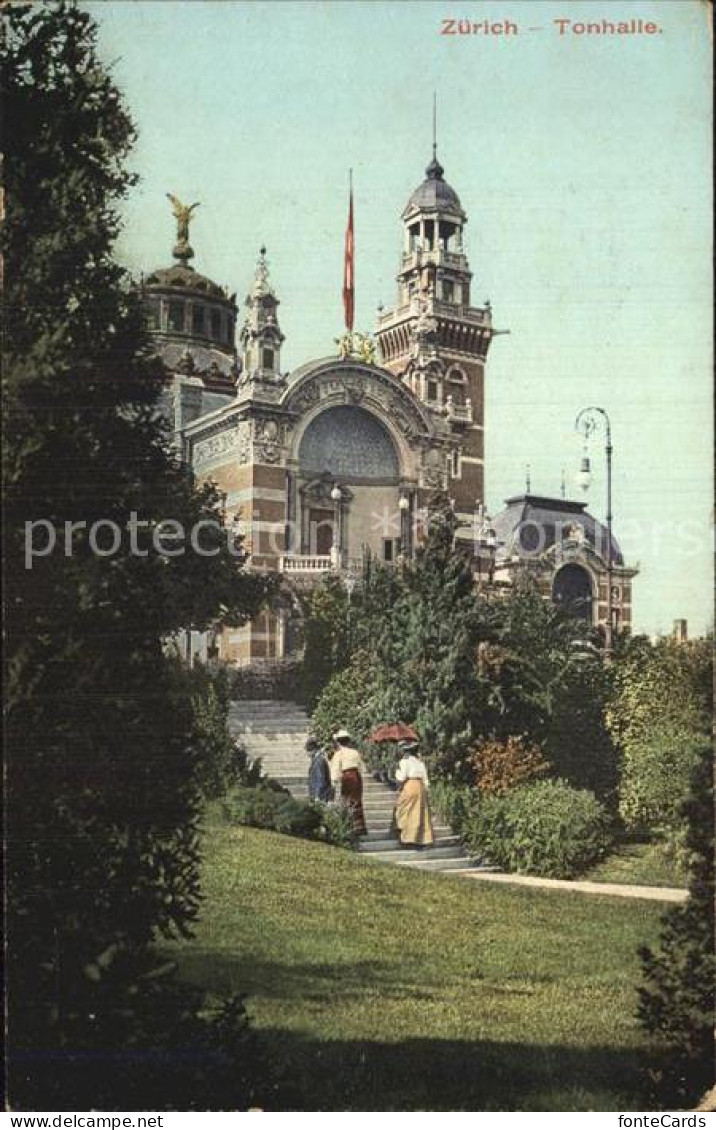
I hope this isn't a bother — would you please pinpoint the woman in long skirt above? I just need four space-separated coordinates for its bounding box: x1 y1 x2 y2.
394 741 433 847
330 728 367 836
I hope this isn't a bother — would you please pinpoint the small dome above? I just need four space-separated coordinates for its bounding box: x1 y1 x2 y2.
144 262 231 304
403 154 465 218
491 494 624 567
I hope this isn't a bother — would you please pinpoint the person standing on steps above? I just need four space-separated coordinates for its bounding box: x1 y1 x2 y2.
394 739 434 848
330 728 367 836
306 736 333 803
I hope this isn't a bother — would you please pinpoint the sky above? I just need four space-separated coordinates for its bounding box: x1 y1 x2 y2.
89 0 713 637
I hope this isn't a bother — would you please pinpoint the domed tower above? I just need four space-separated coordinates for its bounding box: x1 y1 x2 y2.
140 196 239 398
376 147 499 521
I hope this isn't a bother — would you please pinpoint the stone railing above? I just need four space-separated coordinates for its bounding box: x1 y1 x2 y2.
446 397 473 423
280 555 333 574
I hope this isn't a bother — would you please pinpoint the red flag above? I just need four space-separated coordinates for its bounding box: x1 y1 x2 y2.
342 178 354 331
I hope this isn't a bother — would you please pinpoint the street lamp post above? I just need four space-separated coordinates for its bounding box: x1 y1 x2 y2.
398 493 410 558
473 502 498 587
330 484 343 569
575 406 613 659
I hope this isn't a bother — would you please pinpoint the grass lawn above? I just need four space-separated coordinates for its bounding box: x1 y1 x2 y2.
165 818 666 1111
588 841 687 889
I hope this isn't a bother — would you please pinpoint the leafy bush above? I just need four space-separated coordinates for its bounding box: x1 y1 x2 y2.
9 951 276 1111
226 658 302 702
223 785 322 839
223 785 359 849
429 779 476 836
619 724 706 842
316 802 359 849
607 637 712 756
463 779 613 878
186 663 264 799
638 741 715 1108
544 661 619 804
362 741 401 782
312 650 382 747
298 577 351 708
468 736 550 795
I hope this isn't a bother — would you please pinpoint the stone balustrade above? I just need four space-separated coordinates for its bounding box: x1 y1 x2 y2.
280 554 333 573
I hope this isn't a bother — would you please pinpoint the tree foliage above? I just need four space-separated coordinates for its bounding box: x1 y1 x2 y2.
606 637 712 835
638 741 715 1108
297 575 350 708
468 735 550 795
311 501 494 774
3 2 273 1107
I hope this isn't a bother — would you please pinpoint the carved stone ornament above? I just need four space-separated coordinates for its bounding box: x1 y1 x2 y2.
293 380 322 414
193 427 241 467
342 378 365 404
236 421 252 464
256 443 282 464
253 416 284 464
421 448 447 489
387 398 415 439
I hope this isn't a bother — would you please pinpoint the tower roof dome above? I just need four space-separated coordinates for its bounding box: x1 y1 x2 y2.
403 153 465 219
143 262 231 303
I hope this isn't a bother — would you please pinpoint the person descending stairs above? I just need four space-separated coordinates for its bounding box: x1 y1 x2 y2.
227 700 476 875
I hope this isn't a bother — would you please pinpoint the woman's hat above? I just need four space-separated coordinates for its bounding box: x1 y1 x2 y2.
333 728 351 742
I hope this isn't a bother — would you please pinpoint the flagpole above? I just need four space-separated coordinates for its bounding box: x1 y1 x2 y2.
342 168 355 333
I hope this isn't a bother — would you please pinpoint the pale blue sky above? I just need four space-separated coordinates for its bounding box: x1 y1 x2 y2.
90 0 713 636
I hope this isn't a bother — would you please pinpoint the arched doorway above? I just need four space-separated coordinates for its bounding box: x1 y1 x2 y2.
297 405 401 563
552 563 593 622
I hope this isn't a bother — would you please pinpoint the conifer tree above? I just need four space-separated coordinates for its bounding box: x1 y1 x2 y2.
373 496 492 772
2 1 274 1107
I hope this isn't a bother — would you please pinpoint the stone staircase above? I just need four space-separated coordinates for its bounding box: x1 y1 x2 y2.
228 700 475 875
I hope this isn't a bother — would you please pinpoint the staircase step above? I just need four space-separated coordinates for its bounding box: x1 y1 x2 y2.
388 857 476 872
362 825 452 841
359 836 460 855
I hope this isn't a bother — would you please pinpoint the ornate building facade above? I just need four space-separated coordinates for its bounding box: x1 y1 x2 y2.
141 155 636 665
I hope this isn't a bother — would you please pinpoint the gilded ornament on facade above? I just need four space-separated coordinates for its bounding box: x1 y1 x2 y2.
334 330 377 365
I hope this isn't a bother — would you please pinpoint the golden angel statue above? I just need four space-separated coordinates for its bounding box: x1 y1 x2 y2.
166 193 200 244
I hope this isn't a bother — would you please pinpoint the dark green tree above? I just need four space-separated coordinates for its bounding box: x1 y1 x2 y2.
355 497 493 774
3 1 274 1108
638 740 715 1108
298 574 351 707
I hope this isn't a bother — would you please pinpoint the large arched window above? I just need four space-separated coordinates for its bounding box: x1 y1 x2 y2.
298 406 399 482
552 564 593 622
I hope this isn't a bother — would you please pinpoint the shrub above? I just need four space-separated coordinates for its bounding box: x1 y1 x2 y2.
619 724 706 841
312 650 382 747
363 741 401 782
463 778 613 879
298 577 351 708
223 784 328 840
468 736 550 795
638 740 715 1109
429 778 476 836
223 785 322 839
226 658 302 702
9 954 273 1111
544 662 619 804
316 802 359 849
